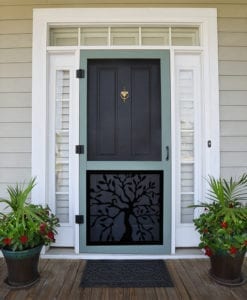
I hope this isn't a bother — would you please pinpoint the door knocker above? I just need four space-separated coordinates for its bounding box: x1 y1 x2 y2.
120 87 129 103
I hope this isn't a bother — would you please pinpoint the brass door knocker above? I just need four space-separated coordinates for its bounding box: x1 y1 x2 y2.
120 87 129 103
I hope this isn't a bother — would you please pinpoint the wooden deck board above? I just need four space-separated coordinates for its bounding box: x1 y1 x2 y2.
166 261 190 299
0 258 246 300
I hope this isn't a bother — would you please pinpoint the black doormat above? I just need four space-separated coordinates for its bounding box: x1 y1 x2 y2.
80 260 174 288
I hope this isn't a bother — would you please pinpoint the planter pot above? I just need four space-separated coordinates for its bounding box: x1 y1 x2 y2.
209 251 246 286
2 245 43 288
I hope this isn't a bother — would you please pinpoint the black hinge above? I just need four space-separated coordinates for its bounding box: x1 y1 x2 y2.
76 69 85 78
75 215 84 224
165 146 169 161
75 145 84 154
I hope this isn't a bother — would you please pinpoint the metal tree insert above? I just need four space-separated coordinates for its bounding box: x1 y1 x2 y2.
87 171 163 245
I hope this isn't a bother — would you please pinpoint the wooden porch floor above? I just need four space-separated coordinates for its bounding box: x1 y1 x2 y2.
0 258 246 300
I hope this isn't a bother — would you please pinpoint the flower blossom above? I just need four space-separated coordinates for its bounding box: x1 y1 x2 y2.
204 246 213 257
47 231 55 241
20 235 28 244
3 237 12 245
220 221 228 229
40 223 47 233
229 246 238 255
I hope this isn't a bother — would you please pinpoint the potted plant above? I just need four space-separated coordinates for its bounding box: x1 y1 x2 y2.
0 178 60 288
191 174 247 286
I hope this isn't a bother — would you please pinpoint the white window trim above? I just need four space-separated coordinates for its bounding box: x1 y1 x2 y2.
32 8 219 254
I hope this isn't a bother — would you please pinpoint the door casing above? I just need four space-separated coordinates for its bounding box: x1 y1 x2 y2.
32 8 220 254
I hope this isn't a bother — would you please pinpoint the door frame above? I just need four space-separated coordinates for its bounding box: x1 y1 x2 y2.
32 8 219 254
79 50 171 254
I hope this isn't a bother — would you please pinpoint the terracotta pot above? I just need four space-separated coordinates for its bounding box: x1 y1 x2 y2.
209 251 246 286
2 245 43 288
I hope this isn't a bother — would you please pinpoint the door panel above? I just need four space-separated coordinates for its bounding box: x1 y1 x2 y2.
79 50 171 254
87 59 161 161
87 171 163 245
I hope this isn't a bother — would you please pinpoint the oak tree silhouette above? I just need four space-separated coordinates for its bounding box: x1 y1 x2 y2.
88 173 162 244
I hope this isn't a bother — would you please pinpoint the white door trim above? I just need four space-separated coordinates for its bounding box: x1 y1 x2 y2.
32 8 219 254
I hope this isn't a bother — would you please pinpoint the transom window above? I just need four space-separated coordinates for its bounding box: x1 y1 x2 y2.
49 26 200 47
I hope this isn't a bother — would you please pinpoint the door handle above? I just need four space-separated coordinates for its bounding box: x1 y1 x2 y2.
165 146 169 161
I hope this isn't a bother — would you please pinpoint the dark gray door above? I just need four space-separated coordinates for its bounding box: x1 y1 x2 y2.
87 59 161 161
79 50 171 254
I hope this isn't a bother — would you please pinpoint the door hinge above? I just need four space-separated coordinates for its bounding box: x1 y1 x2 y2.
75 145 84 154
165 146 169 161
75 215 84 224
76 69 85 78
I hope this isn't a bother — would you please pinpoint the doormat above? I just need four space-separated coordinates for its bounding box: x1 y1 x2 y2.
80 260 174 288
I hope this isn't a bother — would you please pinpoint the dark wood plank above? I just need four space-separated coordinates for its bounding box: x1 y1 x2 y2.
0 258 246 300
166 260 190 300
169 260 202 299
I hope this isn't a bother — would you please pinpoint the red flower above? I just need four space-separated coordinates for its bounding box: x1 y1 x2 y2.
220 221 228 229
204 246 213 257
20 235 28 244
40 223 47 233
3 237 12 245
244 240 247 246
203 228 208 233
229 246 238 255
47 231 54 241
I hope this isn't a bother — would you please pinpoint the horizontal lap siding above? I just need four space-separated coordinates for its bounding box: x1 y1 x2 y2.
0 1 246 194
0 7 32 186
218 7 247 178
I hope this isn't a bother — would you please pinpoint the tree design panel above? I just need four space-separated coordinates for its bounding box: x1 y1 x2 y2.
87 171 163 245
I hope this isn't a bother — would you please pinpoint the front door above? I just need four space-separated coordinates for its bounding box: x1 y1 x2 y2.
79 50 171 254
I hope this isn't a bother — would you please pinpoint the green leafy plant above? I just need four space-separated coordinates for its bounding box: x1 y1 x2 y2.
0 178 60 251
191 174 247 257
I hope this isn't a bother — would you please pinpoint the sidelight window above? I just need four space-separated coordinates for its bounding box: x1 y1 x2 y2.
55 70 70 223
